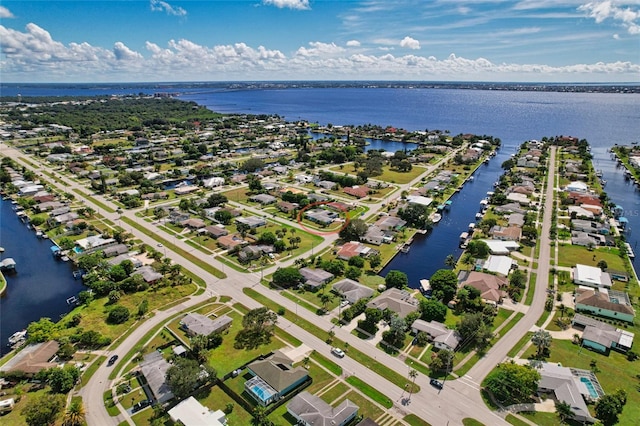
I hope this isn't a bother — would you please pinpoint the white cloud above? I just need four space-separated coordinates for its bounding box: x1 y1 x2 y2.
150 0 187 17
613 33 621 38
400 36 420 50
296 41 345 57
346 40 361 47
0 6 15 18
579 1 640 34
262 0 310 11
1 23 638 82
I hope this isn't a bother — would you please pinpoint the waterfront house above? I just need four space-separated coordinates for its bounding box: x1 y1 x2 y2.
406 195 433 208
571 219 609 235
102 244 129 258
459 271 508 304
0 341 60 377
287 391 359 426
572 264 612 289
140 351 174 403
410 319 462 351
481 239 520 255
575 288 635 323
374 216 406 231
565 181 589 193
245 351 309 406
362 225 393 245
507 213 525 227
489 225 522 241
367 288 418 318
336 241 376 260
571 232 600 248
132 265 163 284
168 396 227 426
482 255 515 276
76 235 116 251
180 313 232 337
332 279 374 304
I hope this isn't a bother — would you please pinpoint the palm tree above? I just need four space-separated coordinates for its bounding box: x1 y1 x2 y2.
444 254 457 269
407 369 418 401
319 292 334 313
62 400 86 426
558 303 566 319
462 252 475 271
531 329 552 359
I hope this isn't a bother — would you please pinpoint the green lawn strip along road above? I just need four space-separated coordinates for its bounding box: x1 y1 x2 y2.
122 216 226 279
344 376 392 408
310 352 342 376
462 419 486 426
524 272 537 306
243 287 419 393
103 389 120 416
505 414 530 426
72 188 116 213
404 414 433 426
507 333 533 358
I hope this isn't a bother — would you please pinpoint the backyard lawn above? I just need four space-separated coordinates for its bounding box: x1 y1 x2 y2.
556 244 626 270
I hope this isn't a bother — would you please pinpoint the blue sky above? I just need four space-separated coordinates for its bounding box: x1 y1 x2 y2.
1 0 639 82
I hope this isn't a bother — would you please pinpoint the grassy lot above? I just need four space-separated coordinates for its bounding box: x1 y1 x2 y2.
521 338 640 425
305 361 336 394
320 382 350 403
557 244 627 270
345 376 393 408
505 414 532 426
330 164 428 184
207 310 284 377
0 386 51 426
222 187 251 203
193 385 254 425
310 351 343 376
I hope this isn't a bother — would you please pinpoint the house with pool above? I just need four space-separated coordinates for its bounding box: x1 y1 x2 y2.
244 351 309 406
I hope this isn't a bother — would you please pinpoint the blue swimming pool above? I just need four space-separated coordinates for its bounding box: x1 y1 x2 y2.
580 377 599 398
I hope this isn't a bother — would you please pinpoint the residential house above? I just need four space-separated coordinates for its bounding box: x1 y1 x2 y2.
374 216 406 231
568 206 595 219
204 225 229 239
507 213 525 227
572 264 612 289
140 351 174 404
102 244 129 258
571 232 600 248
317 180 337 190
406 195 433 208
459 271 508 304
238 245 265 263
277 201 298 214
169 397 227 426
494 203 527 215
575 288 635 323
481 239 521 255
343 186 369 198
308 193 330 203
482 255 515 276
203 177 225 188
332 279 374 304
565 181 589 193
287 391 359 426
506 192 530 206
245 351 309 406
327 201 352 212
489 225 522 241
217 234 248 251
236 216 267 228
362 226 390 246
367 288 418 318
168 211 190 224
0 341 60 376
305 209 338 225
299 267 334 290
107 253 142 268
132 265 163 284
572 314 634 354
181 218 206 230
410 320 462 351
75 235 116 251
537 362 598 424
336 241 376 260
180 313 232 337
571 219 609 235
250 194 277 205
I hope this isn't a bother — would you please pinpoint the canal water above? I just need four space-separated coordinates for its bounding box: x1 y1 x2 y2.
381 143 516 286
0 198 81 356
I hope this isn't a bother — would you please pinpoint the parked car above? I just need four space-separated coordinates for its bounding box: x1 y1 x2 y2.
340 299 349 308
132 399 152 413
107 355 119 366
331 347 345 358
430 378 443 390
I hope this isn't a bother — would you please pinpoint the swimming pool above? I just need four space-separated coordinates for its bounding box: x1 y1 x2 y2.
580 377 599 398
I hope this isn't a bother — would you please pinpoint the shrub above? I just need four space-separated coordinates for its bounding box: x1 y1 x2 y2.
107 305 130 324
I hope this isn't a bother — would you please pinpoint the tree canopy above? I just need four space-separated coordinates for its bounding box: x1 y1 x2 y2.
484 362 541 405
385 270 408 289
429 269 458 303
235 307 278 349
339 218 368 242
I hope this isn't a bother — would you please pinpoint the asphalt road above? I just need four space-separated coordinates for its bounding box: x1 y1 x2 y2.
0 142 554 425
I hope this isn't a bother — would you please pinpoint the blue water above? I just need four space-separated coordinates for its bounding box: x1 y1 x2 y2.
580 377 599 398
0 199 82 356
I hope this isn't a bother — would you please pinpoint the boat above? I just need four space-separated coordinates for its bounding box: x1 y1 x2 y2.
468 223 476 231
468 176 474 182
8 330 27 345
419 279 432 297
61 256 70 262
475 212 483 219
400 244 410 253
431 213 442 223
484 158 490 164
445 200 452 208
625 242 635 259
0 258 16 271
36 230 43 238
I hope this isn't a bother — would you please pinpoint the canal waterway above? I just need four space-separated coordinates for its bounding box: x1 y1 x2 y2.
0 198 81 356
381 145 516 286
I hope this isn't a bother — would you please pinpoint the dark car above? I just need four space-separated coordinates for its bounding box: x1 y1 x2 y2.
430 378 443 390
107 355 119 366
132 399 152 413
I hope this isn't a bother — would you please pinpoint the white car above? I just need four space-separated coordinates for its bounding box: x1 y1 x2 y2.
340 300 350 308
331 347 345 358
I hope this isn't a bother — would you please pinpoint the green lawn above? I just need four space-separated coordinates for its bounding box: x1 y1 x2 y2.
404 414 433 426
462 419 486 426
505 414 531 426
335 390 385 420
330 164 428 184
320 382 350 404
193 385 253 426
521 339 639 425
557 244 626 270
345 376 393 408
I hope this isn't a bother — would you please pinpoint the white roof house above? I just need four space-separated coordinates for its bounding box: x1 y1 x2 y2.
572 264 612 289
406 195 433 207
565 181 589 193
481 239 520 255
483 255 514 276
168 396 226 426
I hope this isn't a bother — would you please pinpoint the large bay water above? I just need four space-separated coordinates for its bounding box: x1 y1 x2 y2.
0 85 639 351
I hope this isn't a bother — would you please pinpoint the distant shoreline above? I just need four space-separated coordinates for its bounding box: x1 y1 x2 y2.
1 80 639 96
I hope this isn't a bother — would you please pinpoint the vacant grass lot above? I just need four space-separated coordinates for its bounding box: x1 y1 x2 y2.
330 164 428 184
556 244 626 270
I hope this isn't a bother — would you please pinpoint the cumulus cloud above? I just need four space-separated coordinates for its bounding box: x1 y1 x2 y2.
346 40 361 47
263 0 310 10
150 0 187 17
296 41 345 57
0 6 15 18
400 36 420 50
579 1 640 34
1 23 639 82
